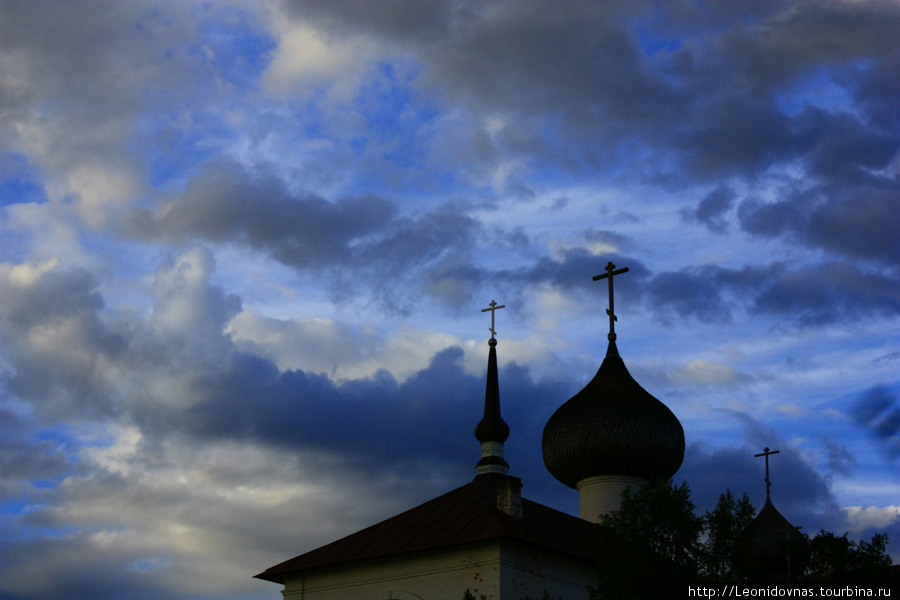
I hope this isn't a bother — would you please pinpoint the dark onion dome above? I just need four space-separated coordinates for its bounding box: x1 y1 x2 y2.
542 340 684 488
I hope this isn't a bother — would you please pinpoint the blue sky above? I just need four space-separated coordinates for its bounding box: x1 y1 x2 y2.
1 2 898 598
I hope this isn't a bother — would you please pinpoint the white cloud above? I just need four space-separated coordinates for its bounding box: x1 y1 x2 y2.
34 429 393 599
261 18 374 100
843 505 900 532
3 257 59 286
673 359 741 386
150 246 241 359
228 311 460 382
777 404 807 417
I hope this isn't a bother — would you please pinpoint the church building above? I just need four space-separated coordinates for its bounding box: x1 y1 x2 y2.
255 263 685 599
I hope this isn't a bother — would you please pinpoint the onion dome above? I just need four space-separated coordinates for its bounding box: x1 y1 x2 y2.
542 340 685 488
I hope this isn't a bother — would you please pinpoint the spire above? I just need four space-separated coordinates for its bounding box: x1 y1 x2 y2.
475 300 510 476
754 446 780 501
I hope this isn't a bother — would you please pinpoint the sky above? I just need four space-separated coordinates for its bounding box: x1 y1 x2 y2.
0 1 898 598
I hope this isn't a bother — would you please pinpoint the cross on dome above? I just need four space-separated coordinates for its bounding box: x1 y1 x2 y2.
754 446 781 500
481 300 506 340
592 261 629 342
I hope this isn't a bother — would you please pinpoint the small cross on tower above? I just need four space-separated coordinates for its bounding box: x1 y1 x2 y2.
481 300 506 340
593 261 629 341
754 446 781 500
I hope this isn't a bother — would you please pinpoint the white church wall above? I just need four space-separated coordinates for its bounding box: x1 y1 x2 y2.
278 540 595 600
498 541 595 600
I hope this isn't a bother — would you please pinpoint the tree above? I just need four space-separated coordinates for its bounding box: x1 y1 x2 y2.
702 489 756 583
804 530 892 583
592 478 705 599
589 478 892 599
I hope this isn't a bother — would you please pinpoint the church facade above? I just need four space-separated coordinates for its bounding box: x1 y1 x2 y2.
257 265 686 599
255 476 602 599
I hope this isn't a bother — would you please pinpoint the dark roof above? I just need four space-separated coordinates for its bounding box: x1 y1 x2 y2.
542 340 684 487
739 497 810 580
255 477 601 584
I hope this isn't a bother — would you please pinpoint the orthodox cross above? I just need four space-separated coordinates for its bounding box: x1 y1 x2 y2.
481 300 506 339
592 261 629 341
754 446 780 500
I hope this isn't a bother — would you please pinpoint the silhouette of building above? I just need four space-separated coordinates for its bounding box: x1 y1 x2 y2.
256 267 685 599
738 448 810 581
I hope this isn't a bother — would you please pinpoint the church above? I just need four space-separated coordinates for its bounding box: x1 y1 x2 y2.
255 262 687 599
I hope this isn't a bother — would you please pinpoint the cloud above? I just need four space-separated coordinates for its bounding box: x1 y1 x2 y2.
0 262 126 421
637 261 900 328
647 267 733 325
739 182 900 267
127 161 395 268
126 160 487 312
0 248 584 598
749 262 900 326
275 1 900 184
3 2 900 596
851 385 900 460
680 185 736 234
680 413 839 530
821 435 855 476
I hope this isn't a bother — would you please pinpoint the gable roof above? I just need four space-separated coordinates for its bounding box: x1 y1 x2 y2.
256 478 601 584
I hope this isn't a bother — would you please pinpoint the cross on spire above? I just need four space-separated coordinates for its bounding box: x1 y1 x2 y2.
481 300 506 339
592 261 629 341
754 446 780 500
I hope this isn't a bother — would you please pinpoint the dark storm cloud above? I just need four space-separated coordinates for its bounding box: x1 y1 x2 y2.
127 161 484 311
680 185 735 234
0 255 557 478
647 267 733 325
150 344 569 481
821 435 855 477
512 250 650 295
277 0 900 275
739 176 900 267
680 413 839 529
282 0 455 42
1 533 205 600
0 1 149 114
0 267 126 420
851 385 900 460
798 109 898 184
641 262 900 327
0 409 71 485
284 1 899 173
750 261 900 325
0 1 246 188
127 161 396 270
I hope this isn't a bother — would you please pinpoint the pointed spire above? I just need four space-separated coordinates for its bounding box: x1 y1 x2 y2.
475 301 510 476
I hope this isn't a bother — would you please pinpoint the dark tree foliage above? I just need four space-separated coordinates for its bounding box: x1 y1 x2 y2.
702 489 757 583
803 530 892 583
591 479 705 599
589 478 892 600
